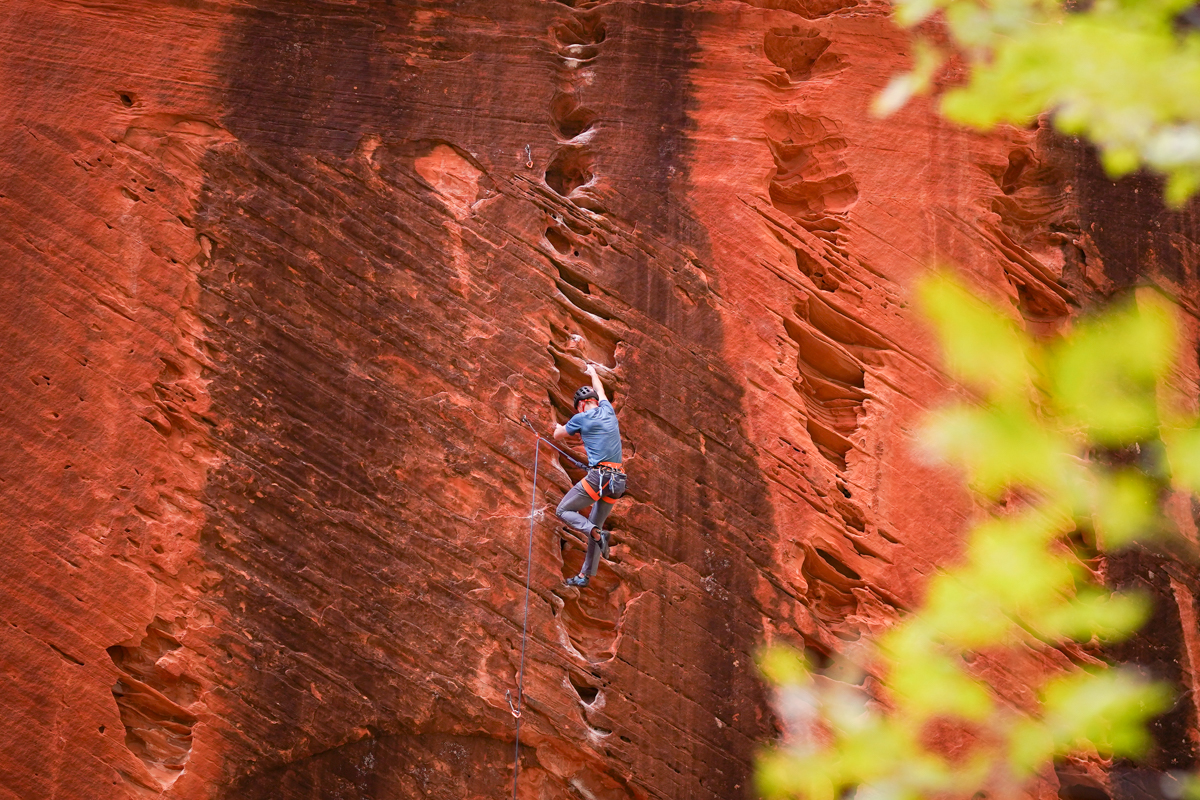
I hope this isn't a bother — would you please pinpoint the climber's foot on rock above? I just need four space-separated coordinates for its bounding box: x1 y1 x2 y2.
599 530 610 559
564 574 589 588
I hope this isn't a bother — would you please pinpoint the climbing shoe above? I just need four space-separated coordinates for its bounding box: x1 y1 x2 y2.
564 574 590 588
599 530 610 559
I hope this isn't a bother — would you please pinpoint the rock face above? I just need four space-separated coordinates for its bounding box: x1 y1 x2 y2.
2 2 1200 799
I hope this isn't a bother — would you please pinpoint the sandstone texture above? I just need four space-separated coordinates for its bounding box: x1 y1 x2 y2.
3 2 1200 799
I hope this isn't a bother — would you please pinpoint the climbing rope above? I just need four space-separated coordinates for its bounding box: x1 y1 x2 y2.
522 415 587 470
509 417 590 797
511 433 539 800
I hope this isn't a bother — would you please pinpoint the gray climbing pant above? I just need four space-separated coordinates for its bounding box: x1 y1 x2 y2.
556 469 623 576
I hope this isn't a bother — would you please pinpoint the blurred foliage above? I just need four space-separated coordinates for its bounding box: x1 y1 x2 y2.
758 277 1200 800
877 0 1200 205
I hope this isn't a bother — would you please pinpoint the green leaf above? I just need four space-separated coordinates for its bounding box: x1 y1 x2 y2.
893 0 943 27
922 571 1013 648
1102 147 1141 177
962 513 1079 615
918 275 1033 398
1091 470 1157 546
758 750 837 800
922 403 1074 496
1166 169 1200 208
758 268 1189 800
873 44 943 117
759 646 812 686
905 0 1200 201
1034 589 1150 642
1009 718 1056 775
1042 669 1172 757
1180 773 1200 800
882 639 994 721
1049 295 1176 443
1164 425 1200 492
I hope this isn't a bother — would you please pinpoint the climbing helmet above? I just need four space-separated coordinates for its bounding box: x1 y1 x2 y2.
574 385 599 410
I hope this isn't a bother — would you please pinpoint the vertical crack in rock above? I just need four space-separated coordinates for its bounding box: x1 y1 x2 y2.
197 2 775 799
10 3 1200 799
542 3 625 667
783 315 867 471
108 618 201 789
765 110 858 262
758 22 876 483
734 4 917 652
784 293 887 474
546 9 606 212
974 125 1077 334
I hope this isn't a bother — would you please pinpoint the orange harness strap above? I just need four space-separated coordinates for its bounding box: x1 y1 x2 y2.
582 471 621 504
582 479 601 502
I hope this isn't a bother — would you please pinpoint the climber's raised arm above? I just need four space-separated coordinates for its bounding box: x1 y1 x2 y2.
585 363 607 403
553 363 626 589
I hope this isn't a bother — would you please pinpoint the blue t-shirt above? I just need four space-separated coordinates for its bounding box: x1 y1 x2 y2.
565 399 622 467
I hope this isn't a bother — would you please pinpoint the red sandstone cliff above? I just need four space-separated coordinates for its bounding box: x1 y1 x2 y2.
3 2 1200 799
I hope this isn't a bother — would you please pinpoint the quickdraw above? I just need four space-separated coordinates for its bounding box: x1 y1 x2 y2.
581 470 620 504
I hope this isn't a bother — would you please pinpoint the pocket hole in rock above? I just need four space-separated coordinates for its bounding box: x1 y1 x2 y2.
546 227 572 255
570 675 600 704
545 148 594 197
555 262 591 294
1001 148 1033 195
806 644 834 669
550 93 597 140
118 92 134 107
553 15 607 46
815 547 860 581
763 27 832 81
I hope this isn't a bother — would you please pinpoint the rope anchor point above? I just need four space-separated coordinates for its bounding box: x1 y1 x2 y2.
505 690 522 719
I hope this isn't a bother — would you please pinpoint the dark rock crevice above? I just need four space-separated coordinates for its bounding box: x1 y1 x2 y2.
198 2 778 799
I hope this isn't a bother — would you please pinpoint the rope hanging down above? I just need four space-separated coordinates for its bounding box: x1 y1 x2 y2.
510 416 587 798
511 434 539 800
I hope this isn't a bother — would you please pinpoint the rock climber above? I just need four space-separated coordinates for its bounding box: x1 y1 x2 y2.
553 363 627 588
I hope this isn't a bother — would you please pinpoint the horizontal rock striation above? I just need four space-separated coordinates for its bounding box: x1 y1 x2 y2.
2 2 1200 800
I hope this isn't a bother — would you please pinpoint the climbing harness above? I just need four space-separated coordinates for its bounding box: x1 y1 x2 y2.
582 461 625 505
511 434 539 800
